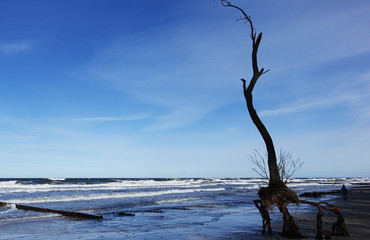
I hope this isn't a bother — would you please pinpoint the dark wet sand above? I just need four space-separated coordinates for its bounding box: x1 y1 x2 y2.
223 185 370 240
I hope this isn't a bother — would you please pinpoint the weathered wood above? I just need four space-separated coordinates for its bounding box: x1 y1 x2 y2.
253 199 272 234
299 200 349 238
299 190 340 198
278 204 302 238
0 202 103 220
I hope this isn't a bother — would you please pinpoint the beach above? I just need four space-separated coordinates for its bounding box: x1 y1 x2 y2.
0 178 369 239
227 185 370 240
293 185 370 240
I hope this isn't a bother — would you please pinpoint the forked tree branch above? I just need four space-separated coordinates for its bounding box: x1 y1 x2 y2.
222 0 280 185
249 150 269 180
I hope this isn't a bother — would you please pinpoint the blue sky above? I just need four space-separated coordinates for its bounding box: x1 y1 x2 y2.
1 0 369 178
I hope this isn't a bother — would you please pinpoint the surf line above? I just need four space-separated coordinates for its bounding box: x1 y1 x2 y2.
0 202 103 220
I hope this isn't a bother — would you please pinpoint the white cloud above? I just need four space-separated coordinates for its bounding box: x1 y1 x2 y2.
72 114 149 123
143 105 214 132
260 98 338 117
261 3 370 71
277 126 370 177
260 69 370 126
0 40 32 55
82 21 245 132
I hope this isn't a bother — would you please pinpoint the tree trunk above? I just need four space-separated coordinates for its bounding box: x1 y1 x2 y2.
242 76 281 187
222 0 282 189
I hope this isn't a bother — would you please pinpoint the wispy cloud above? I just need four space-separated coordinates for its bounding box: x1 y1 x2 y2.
143 105 214 132
72 114 149 123
260 70 370 126
260 98 338 117
82 18 245 132
0 40 32 55
261 3 370 71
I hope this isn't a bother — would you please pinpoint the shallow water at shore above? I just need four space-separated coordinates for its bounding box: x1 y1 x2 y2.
0 177 368 239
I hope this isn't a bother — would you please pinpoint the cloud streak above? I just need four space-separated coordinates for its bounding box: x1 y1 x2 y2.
83 19 245 131
72 115 149 123
0 40 32 55
260 98 337 117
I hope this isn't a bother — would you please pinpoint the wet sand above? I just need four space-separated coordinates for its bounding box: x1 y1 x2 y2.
2 185 369 239
225 185 370 239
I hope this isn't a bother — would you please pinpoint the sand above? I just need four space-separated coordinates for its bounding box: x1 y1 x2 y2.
2 185 369 239
226 185 370 240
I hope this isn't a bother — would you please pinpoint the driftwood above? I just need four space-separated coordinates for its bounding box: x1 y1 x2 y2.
0 202 103 220
299 190 340 198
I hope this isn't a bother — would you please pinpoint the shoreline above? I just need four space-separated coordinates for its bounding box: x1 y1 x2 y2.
1 180 369 239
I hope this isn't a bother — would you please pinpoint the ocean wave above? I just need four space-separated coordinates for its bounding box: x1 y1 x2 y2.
0 180 18 186
0 178 257 194
155 197 200 205
47 178 66 181
0 203 17 215
1 178 368 197
6 187 226 204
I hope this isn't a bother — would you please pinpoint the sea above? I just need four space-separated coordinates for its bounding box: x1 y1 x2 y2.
0 177 369 239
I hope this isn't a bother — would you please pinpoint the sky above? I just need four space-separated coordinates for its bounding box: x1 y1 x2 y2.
0 0 369 178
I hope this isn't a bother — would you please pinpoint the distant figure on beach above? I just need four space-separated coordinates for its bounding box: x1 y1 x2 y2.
341 185 348 200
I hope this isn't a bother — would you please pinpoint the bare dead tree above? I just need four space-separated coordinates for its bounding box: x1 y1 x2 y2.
221 0 281 188
221 1 301 235
221 1 349 238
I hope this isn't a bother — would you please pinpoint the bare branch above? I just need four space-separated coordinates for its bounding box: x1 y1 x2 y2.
278 149 304 183
221 0 254 34
261 68 270 75
249 149 269 179
250 149 303 182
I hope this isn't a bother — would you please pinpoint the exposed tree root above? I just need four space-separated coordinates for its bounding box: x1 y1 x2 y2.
299 200 349 239
256 185 302 238
278 204 302 238
254 200 272 234
253 197 349 239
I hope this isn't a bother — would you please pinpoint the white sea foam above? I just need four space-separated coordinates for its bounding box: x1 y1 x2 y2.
1 178 368 200
0 204 17 215
0 181 17 186
156 197 200 205
0 178 258 194
47 178 66 181
7 188 226 204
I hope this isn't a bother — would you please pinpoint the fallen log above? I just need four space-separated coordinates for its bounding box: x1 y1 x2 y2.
0 202 103 220
299 190 340 198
